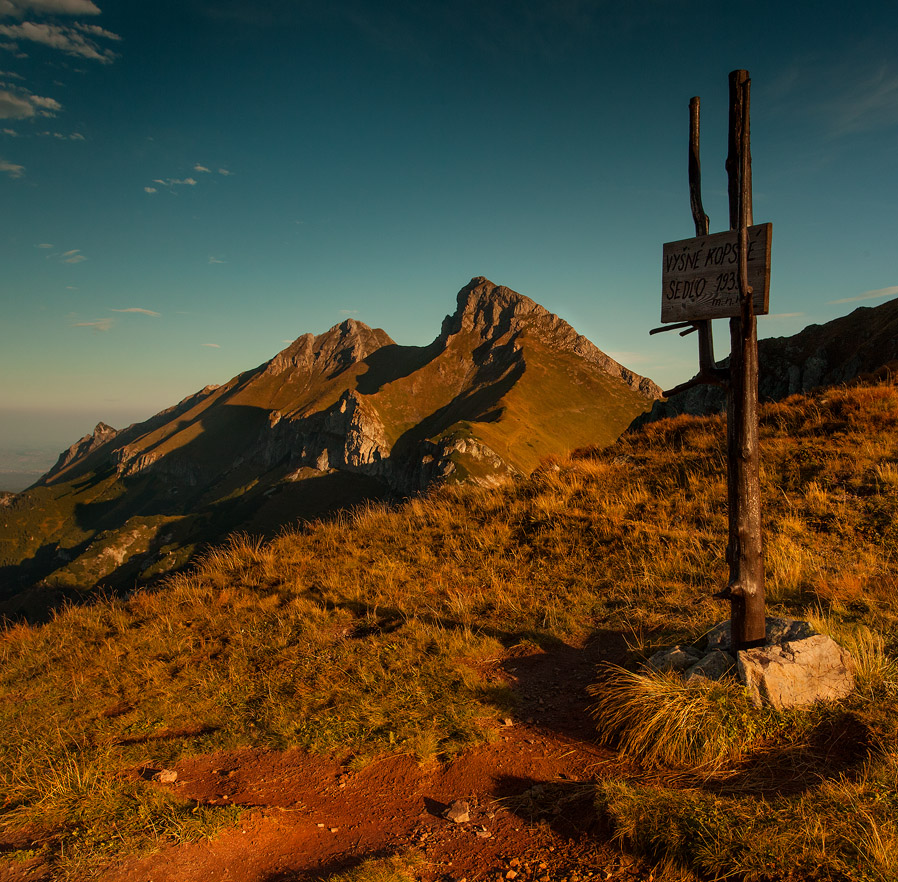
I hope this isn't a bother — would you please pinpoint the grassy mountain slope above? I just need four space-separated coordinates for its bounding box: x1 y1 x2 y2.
2 377 897 879
0 279 658 606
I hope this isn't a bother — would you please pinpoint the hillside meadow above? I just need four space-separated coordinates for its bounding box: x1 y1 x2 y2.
2 378 898 880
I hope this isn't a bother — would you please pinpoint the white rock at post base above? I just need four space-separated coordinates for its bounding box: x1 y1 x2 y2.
646 645 703 674
684 649 735 684
705 616 815 652
737 634 855 709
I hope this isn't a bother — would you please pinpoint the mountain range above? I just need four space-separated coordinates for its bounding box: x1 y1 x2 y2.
0 278 660 611
5 279 898 618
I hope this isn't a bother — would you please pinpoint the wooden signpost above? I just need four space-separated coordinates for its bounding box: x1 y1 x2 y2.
661 224 771 323
653 70 769 650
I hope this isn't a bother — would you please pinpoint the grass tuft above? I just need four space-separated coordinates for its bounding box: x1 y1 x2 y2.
587 664 784 770
329 851 422 882
597 753 898 882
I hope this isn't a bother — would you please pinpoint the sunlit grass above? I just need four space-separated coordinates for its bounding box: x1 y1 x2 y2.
2 377 898 878
587 665 787 771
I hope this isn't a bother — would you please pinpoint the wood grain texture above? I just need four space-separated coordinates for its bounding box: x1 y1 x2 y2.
660 222 771 322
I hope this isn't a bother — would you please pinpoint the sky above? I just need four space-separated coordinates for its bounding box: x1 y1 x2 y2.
1 0 897 488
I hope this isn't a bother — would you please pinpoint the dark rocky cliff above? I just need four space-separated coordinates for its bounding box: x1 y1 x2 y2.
635 297 898 425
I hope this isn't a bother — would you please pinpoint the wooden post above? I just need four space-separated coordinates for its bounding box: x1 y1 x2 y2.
688 96 715 372
725 69 766 649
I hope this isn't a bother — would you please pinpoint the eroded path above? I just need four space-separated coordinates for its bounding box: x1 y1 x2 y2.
62 636 652 881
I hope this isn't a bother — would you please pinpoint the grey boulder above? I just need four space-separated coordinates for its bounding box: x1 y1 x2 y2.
737 634 855 709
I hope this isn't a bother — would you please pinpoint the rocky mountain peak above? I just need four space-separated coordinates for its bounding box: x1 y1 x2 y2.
7 276 668 598
441 277 549 342
39 421 120 485
440 277 662 400
265 317 394 378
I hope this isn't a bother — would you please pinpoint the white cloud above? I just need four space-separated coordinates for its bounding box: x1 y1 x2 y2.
830 286 898 305
0 40 26 57
74 317 113 331
77 23 118 40
37 242 52 247
208 256 226 264
110 307 160 317
766 312 806 319
0 1 101 15
60 247 85 263
0 87 59 117
0 20 118 63
0 91 28 117
29 93 59 111
201 342 220 348
217 168 232 176
151 176 197 189
4 123 81 138
149 169 233 193
0 156 23 176
0 87 62 119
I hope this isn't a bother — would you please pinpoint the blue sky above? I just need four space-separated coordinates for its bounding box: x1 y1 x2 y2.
1 0 897 486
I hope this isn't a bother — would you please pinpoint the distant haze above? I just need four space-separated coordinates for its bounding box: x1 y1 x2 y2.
0 406 157 491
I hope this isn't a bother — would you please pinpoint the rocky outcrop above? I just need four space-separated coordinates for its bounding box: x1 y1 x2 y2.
646 617 855 709
738 635 855 709
705 617 815 652
265 319 394 380
324 392 389 470
39 422 119 484
638 296 898 424
240 390 512 495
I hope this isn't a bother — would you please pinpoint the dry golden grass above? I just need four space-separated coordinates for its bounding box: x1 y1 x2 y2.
2 378 898 878
587 666 784 771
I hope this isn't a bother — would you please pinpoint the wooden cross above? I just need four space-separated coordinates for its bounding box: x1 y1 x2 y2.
652 70 768 650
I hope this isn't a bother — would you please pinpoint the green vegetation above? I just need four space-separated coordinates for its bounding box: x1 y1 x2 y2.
2 378 898 878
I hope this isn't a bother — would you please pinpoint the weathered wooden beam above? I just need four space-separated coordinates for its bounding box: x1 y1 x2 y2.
725 69 766 650
688 96 717 376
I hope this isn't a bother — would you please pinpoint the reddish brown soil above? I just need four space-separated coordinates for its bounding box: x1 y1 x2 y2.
8 635 657 882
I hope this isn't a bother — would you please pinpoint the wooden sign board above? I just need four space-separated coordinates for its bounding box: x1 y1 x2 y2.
661 222 772 322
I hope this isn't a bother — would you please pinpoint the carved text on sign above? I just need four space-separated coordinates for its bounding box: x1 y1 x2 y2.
661 223 771 322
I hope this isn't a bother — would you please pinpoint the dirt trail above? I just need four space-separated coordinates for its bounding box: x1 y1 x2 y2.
33 635 653 882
